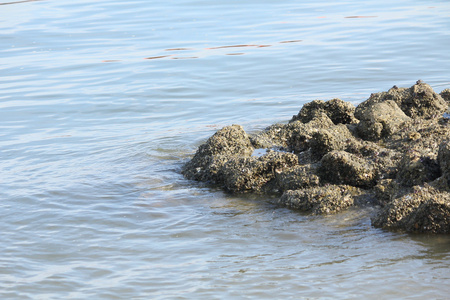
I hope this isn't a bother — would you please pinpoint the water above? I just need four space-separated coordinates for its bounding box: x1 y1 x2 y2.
1 0 449 298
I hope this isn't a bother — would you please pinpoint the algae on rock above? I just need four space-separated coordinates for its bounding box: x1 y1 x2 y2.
278 185 363 215
182 81 450 233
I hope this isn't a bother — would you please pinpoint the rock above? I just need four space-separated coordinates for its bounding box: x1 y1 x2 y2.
291 98 356 124
355 81 447 119
278 185 362 215
384 117 450 157
250 123 290 149
309 124 354 159
318 151 377 188
373 179 399 207
182 125 254 181
438 141 450 175
436 141 450 190
275 164 320 191
440 89 450 103
291 100 326 123
372 186 450 234
222 151 298 193
324 98 358 124
396 150 441 187
356 100 411 141
182 81 450 233
287 113 334 154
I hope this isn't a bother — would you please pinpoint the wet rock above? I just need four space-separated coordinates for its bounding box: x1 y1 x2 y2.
372 186 450 234
384 117 450 156
250 123 290 149
222 151 298 193
278 185 362 214
275 164 320 191
373 179 399 207
291 100 325 123
324 98 358 124
438 141 450 175
396 150 441 187
356 100 411 141
440 89 450 103
291 98 356 124
182 82 450 233
309 124 354 159
318 151 377 188
355 81 447 119
287 113 334 154
182 125 254 182
436 141 450 190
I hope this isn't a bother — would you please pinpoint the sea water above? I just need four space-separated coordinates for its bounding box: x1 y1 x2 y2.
1 0 449 298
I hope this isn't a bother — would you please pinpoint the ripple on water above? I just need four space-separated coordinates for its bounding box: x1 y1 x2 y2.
1 0 450 298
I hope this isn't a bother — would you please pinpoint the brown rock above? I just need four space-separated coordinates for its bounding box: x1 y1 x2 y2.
372 186 450 233
318 151 377 188
291 98 356 124
355 81 447 119
356 100 411 141
278 185 361 214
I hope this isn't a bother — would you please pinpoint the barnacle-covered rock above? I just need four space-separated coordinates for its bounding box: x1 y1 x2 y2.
355 81 447 119
278 185 362 215
182 82 450 233
396 150 441 187
440 89 450 103
222 151 298 193
291 98 357 124
356 100 411 141
372 186 450 234
318 151 378 188
275 164 320 192
182 124 254 182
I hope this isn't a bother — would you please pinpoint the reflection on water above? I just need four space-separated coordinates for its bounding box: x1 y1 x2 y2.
1 0 450 298
109 40 305 62
0 0 44 5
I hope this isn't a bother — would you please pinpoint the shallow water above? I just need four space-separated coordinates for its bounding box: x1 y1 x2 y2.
1 0 450 298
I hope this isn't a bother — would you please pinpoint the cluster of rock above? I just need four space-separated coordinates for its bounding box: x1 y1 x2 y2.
182 81 450 233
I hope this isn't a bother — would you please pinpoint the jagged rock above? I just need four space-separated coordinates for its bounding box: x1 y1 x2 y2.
324 98 358 124
438 141 450 175
291 98 356 124
291 99 325 123
373 179 399 207
396 150 441 187
355 81 447 119
222 151 298 193
440 89 450 103
182 124 254 181
275 164 320 192
287 113 334 154
372 186 450 234
309 124 354 159
356 100 411 141
318 151 377 188
250 123 290 149
278 185 362 214
182 82 450 233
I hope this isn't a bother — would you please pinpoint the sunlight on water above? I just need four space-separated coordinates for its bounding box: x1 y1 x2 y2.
1 0 449 299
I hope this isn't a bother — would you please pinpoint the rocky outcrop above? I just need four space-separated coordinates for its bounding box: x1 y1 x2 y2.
291 98 357 124
371 186 450 234
182 81 450 233
356 100 411 141
278 185 364 215
355 80 447 119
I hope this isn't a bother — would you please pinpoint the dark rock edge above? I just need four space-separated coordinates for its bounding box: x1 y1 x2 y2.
182 81 450 234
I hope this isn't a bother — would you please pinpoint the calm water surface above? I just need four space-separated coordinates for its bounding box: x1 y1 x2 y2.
1 0 450 298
